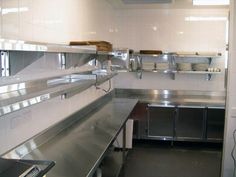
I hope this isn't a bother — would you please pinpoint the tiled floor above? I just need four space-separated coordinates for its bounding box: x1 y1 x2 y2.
119 141 222 177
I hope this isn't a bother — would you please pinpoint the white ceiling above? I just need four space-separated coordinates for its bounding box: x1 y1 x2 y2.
106 0 229 9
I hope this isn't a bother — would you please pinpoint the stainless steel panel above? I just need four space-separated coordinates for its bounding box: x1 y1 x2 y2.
0 40 97 54
147 106 175 138
2 92 114 159
148 103 175 108
9 52 44 75
2 98 138 177
115 89 225 108
176 108 205 139
206 108 225 140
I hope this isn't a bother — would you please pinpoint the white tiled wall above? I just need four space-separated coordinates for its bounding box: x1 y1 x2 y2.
114 71 225 91
113 9 228 52
0 0 229 154
0 0 116 44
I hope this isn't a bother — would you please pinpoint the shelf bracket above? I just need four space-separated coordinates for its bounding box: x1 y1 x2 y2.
58 53 66 69
170 73 175 80
206 73 212 81
136 70 142 79
1 51 10 77
208 57 212 65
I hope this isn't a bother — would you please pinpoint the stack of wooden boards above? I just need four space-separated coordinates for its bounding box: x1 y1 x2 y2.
139 50 163 55
70 41 112 52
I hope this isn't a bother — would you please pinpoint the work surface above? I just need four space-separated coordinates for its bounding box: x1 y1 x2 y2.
23 98 138 177
115 89 225 108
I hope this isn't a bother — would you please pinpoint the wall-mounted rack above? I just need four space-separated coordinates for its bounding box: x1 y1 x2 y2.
0 70 117 117
131 52 222 81
0 39 117 117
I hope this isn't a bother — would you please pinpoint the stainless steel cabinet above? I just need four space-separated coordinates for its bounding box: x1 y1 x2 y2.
129 103 225 142
206 107 225 141
147 104 176 140
129 103 148 139
175 106 205 140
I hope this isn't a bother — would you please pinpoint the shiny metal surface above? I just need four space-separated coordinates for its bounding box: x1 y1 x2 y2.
0 71 117 117
3 98 138 177
2 92 114 159
115 89 226 108
0 40 97 54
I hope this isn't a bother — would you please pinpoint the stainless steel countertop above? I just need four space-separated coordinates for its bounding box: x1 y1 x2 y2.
22 98 138 177
115 89 225 108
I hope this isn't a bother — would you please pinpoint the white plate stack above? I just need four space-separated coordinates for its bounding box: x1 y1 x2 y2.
142 62 155 70
156 63 169 70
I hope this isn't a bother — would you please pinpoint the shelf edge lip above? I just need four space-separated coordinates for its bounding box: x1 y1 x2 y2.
0 40 97 54
177 71 222 74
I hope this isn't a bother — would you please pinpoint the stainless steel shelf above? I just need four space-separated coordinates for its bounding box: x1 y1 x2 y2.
177 71 221 74
97 51 114 56
142 69 176 74
0 39 97 54
134 53 161 57
0 71 116 117
176 54 221 58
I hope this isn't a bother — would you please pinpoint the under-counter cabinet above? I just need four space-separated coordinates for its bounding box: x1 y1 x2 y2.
175 106 205 141
130 103 225 143
206 107 225 141
147 104 176 140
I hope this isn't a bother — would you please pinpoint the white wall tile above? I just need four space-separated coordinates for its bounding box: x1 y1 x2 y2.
1 0 19 39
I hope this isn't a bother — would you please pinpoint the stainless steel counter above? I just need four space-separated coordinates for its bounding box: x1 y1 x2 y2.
115 89 225 108
7 97 137 177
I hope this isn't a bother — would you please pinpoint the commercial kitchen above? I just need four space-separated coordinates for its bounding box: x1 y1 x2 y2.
0 0 236 177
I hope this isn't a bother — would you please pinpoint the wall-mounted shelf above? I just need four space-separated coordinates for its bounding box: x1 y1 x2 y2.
97 51 114 56
0 39 97 54
132 52 222 81
0 70 117 117
177 71 221 81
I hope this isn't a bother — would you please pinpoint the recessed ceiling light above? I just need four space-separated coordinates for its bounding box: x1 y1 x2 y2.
193 0 229 6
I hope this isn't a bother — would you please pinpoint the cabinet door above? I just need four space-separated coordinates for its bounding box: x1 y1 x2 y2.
176 107 205 140
129 103 148 139
207 108 225 141
147 105 175 139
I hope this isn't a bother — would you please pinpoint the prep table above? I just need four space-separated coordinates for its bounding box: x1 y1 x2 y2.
2 95 137 177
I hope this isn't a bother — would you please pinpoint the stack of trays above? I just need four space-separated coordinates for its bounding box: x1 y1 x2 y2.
140 50 162 55
177 63 192 71
192 63 209 71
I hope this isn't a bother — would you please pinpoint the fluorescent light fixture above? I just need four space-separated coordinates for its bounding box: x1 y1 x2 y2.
2 7 29 15
185 16 227 21
193 0 229 5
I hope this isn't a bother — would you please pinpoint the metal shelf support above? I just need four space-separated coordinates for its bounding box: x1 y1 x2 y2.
1 51 10 77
